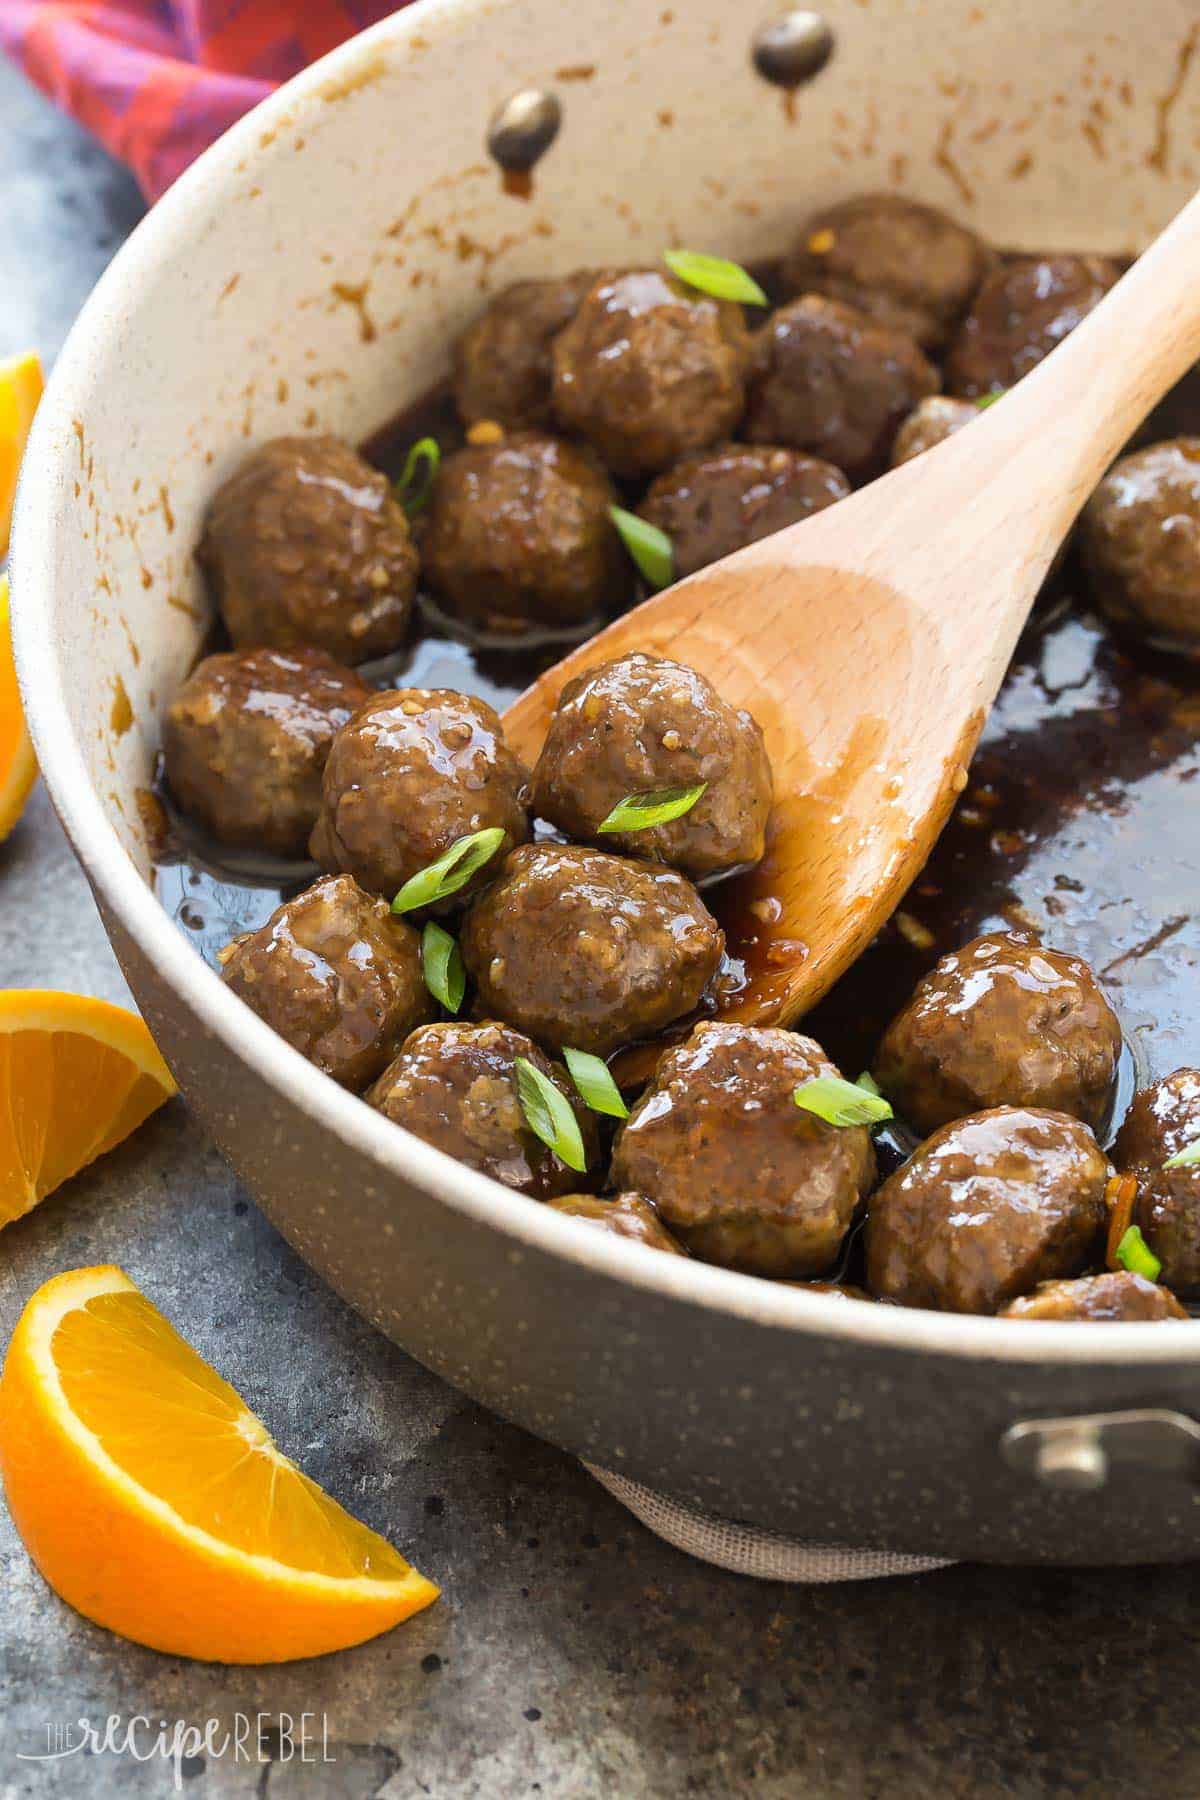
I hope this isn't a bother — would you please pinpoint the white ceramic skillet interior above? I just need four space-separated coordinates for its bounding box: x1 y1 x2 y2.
13 0 1200 1384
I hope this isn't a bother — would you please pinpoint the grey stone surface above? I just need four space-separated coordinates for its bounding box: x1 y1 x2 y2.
2 52 1200 1800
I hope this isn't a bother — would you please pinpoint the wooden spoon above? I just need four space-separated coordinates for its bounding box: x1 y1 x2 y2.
504 194 1200 1029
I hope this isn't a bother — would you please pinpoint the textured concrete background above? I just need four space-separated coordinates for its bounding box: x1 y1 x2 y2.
2 54 1200 1800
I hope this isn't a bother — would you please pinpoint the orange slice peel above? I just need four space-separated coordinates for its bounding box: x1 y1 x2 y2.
0 350 43 559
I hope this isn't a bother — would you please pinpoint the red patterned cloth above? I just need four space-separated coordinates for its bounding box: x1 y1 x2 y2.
0 1 410 200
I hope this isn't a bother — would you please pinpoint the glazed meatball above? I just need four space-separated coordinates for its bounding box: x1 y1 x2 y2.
367 1020 597 1199
1079 439 1200 652
528 652 773 880
545 1191 687 1254
219 874 432 1090
946 254 1121 398
865 1107 1111 1314
610 1022 875 1278
422 432 624 634
875 932 1121 1136
1113 1068 1200 1294
453 272 603 430
551 270 753 478
310 689 528 900
890 395 980 468
781 194 992 350
1001 1272 1187 1321
460 843 724 1056
199 436 419 664
162 647 370 856
638 444 850 577
744 295 939 482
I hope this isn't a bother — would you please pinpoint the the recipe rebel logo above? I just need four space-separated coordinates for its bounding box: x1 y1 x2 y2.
16 1711 335 1788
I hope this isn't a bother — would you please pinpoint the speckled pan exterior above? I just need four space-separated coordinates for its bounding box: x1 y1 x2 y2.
13 0 1200 1561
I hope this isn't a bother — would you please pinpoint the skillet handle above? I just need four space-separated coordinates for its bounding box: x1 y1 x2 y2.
1000 1409 1200 1493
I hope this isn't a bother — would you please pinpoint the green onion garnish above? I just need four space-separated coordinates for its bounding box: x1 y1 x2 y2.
609 505 674 590
856 1071 884 1098
1115 1224 1162 1282
663 249 769 307
391 827 506 915
563 1046 629 1120
794 1075 894 1128
597 783 708 835
514 1056 588 1173
1164 1135 1200 1170
422 921 465 1014
975 390 1006 411
393 436 440 516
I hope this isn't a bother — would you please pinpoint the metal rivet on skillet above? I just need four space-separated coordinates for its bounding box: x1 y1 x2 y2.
487 89 563 172
751 10 836 88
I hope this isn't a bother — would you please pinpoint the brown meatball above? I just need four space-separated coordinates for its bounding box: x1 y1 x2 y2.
890 396 980 468
310 689 528 900
199 436 419 664
551 270 753 479
946 254 1121 399
1001 1272 1188 1321
219 874 432 1090
453 272 603 430
545 1192 687 1254
1078 439 1200 653
528 652 773 880
1113 1068 1200 1295
638 444 850 577
875 932 1121 1136
366 1020 597 1199
460 843 724 1056
422 432 624 635
744 295 939 482
611 1022 876 1278
781 194 992 350
162 647 370 856
865 1107 1111 1314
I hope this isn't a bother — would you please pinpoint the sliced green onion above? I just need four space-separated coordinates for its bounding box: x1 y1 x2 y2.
563 1046 629 1120
422 921 465 1014
597 783 707 835
514 1056 588 1173
856 1071 883 1098
794 1075 894 1128
1164 1135 1200 1170
1115 1224 1162 1282
393 436 440 516
975 390 1006 411
663 249 769 307
392 827 506 915
609 505 674 590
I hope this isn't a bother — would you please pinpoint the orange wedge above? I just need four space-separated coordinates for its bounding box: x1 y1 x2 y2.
0 350 44 558
0 1266 439 1662
0 577 37 841
0 991 177 1229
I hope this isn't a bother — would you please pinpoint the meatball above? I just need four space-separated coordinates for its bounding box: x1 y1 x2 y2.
528 652 773 880
162 647 370 856
310 689 528 900
890 395 980 468
1001 1272 1187 1321
546 1191 687 1254
422 432 624 635
1113 1068 1200 1294
781 194 992 350
1078 439 1200 653
611 1023 875 1277
638 444 850 577
744 295 939 482
945 254 1121 399
199 436 419 664
460 843 724 1055
219 874 432 1090
367 1020 597 1199
551 270 753 479
453 272 603 430
865 1107 1111 1314
875 932 1121 1137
